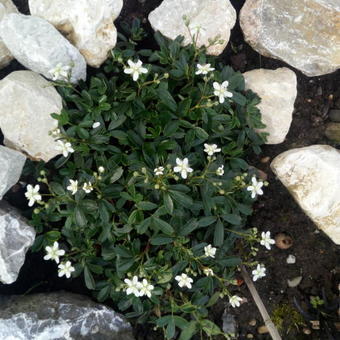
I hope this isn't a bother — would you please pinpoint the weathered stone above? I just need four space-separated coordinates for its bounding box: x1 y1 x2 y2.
240 0 340 76
0 13 86 82
0 146 26 199
271 145 340 244
0 292 135 339
329 109 340 122
0 71 62 162
148 0 236 55
243 68 297 144
0 0 18 69
0 201 35 284
325 122 340 142
29 0 123 68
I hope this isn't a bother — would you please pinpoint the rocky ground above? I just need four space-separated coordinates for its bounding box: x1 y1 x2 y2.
0 0 339 339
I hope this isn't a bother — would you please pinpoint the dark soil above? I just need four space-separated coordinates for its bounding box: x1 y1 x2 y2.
1 1 339 339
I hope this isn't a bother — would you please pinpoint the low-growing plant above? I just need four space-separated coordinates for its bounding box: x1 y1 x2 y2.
27 20 267 339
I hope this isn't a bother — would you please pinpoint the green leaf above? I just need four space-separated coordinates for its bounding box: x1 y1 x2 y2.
110 167 124 183
137 201 158 211
213 219 224 246
84 266 96 290
49 182 65 196
222 214 242 225
202 320 222 336
178 219 198 236
169 190 193 207
74 206 87 227
198 216 217 227
206 291 220 307
157 87 177 112
150 235 173 245
194 127 209 140
179 321 197 340
153 217 174 235
163 193 174 214
166 318 175 339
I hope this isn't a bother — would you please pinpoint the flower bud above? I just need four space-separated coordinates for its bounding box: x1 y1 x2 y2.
33 208 40 214
98 166 105 173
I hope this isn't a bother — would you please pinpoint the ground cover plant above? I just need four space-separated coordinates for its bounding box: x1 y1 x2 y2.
25 20 269 339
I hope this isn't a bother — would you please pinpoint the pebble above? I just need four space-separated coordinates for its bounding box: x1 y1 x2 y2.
325 123 340 142
248 319 257 327
303 328 312 334
257 325 269 334
329 109 340 122
286 254 296 264
260 156 271 163
275 233 293 249
310 320 320 330
287 276 303 288
246 334 254 339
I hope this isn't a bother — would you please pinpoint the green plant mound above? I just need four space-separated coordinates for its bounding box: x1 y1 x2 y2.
28 21 265 339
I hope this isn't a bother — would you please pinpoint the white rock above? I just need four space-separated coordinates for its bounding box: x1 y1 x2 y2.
29 0 123 68
0 0 18 69
148 0 236 55
0 13 86 83
240 0 340 77
0 201 35 284
271 145 340 244
0 146 26 199
0 71 63 162
286 254 296 264
287 276 302 288
243 68 297 144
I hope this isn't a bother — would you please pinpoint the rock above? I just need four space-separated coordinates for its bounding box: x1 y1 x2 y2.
0 13 86 83
148 0 236 55
240 0 340 77
0 201 35 284
243 68 297 144
0 292 135 339
325 122 340 142
0 71 62 162
0 146 26 199
287 276 303 288
249 319 257 326
257 325 269 334
275 232 293 249
222 309 238 336
286 254 296 264
29 0 123 68
0 0 18 69
271 145 340 244
329 109 340 122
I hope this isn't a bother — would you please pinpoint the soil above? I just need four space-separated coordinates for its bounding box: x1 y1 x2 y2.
1 1 339 339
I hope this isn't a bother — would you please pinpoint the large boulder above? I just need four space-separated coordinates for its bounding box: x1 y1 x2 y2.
271 145 340 244
0 146 26 199
240 0 340 77
29 0 123 68
0 292 135 339
0 71 62 162
0 0 18 69
0 201 35 284
0 13 86 83
148 0 236 55
243 67 297 144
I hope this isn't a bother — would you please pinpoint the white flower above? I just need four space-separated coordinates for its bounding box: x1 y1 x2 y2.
92 122 101 129
204 244 217 258
203 268 214 277
66 179 78 195
173 158 193 179
43 241 65 264
25 184 42 207
82 182 93 194
58 261 75 279
154 166 164 176
252 264 266 281
216 165 224 176
204 143 221 156
139 279 154 298
124 59 148 81
213 81 233 104
175 273 193 289
98 166 105 173
48 63 71 81
260 231 275 250
246 177 264 199
55 140 74 157
124 276 142 297
196 63 215 75
229 295 243 308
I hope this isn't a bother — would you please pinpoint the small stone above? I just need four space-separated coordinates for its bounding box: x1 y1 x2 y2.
303 328 312 335
325 123 340 142
260 156 271 163
286 254 296 264
329 109 340 122
0 0 18 69
271 145 340 244
275 233 293 249
243 68 297 144
0 146 26 199
29 0 123 68
287 276 303 288
0 13 86 83
0 200 36 284
0 71 62 162
240 0 340 76
249 319 257 326
246 334 254 339
222 309 238 335
0 292 135 339
257 325 269 334
310 320 320 330
148 0 236 55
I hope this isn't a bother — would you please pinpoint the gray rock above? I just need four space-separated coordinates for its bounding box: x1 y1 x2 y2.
325 122 340 142
0 13 86 83
0 292 135 340
0 146 26 199
0 201 35 284
329 109 340 122
240 0 340 76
